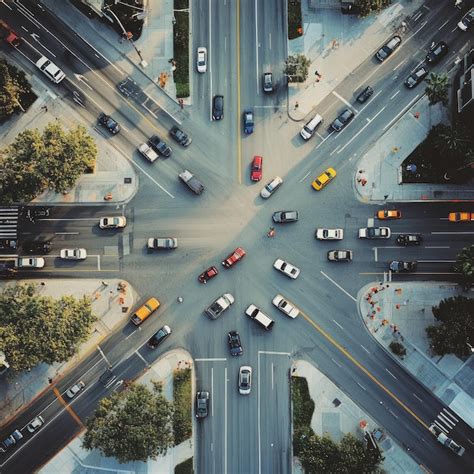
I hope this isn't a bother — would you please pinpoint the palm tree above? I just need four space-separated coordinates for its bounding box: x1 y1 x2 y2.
454 245 474 290
425 73 449 105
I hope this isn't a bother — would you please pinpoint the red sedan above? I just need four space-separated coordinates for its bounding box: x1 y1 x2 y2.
250 156 263 182
222 247 246 268
198 266 218 284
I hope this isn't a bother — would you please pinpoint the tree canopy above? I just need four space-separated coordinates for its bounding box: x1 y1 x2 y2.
427 296 474 357
0 121 97 203
354 0 391 16
0 283 96 373
284 54 311 83
425 73 449 106
454 245 474 290
83 382 174 463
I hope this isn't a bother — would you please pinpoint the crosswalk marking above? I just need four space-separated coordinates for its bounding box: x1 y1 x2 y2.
0 206 19 239
433 407 459 435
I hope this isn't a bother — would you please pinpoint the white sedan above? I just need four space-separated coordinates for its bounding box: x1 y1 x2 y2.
16 257 45 268
60 248 87 260
273 258 300 279
272 294 299 318
315 228 344 240
197 47 207 73
65 381 85 399
99 216 127 229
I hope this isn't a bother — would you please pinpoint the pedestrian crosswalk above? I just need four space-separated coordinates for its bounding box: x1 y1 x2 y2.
432 407 459 434
0 206 19 239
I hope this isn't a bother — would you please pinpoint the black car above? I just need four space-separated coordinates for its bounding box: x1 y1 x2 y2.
1 430 23 451
22 240 52 254
147 325 172 348
426 41 448 64
170 126 192 147
272 211 299 223
227 330 243 356
98 113 120 134
330 109 355 131
149 135 172 157
195 391 209 418
396 234 422 246
389 261 417 272
375 35 402 62
0 239 17 252
356 86 373 103
404 66 429 89
99 369 117 386
212 95 224 120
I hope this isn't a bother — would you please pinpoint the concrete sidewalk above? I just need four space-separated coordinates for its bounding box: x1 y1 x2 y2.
358 281 474 428
292 360 422 474
0 279 137 425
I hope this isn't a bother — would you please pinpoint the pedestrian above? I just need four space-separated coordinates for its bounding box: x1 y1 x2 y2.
178 98 184 110
48 377 53 384
294 101 299 110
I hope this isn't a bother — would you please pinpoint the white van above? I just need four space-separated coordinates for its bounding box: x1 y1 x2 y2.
245 304 274 330
300 114 323 140
35 56 66 84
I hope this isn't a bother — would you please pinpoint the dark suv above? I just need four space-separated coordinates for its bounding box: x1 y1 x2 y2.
147 325 172 348
195 391 209 418
396 234 422 246
375 35 402 62
149 135 172 157
330 109 354 131
23 241 52 254
98 113 120 134
425 41 448 64
170 126 192 147
227 330 243 356
212 95 224 120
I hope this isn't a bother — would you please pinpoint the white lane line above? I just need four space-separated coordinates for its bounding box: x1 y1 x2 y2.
97 255 101 271
54 232 79 235
413 393 423 403
432 231 474 234
224 366 228 474
366 117 371 123
271 362 274 390
390 90 400 100
383 94 420 131
320 271 357 302
211 367 214 417
393 58 408 71
442 408 459 422
425 246 450 249
405 20 427 42
330 357 342 368
195 358 227 361
269 32 272 50
418 260 456 263
332 91 357 112
438 19 450 30
385 368 397 380
333 319 344 330
255 0 259 94
433 420 449 433
360 344 370 354
259 350 291 356
257 352 262 474
388 409 399 419
438 412 455 428
330 144 341 155
209 0 213 120
134 349 149 366
373 247 378 262
357 382 367 391
299 171 311 183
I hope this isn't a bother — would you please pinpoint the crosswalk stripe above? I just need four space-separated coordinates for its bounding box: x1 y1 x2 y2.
0 206 19 240
442 408 459 423
433 420 449 433
438 412 455 428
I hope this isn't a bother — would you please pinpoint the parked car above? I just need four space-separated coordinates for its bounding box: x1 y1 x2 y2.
263 72 273 92
98 113 120 134
272 211 299 223
458 7 474 31
195 391 209 418
273 258 300 279
60 248 87 260
198 266 219 283
138 143 159 162
27 416 45 433
99 216 127 229
315 228 343 240
147 238 178 250
327 250 353 262
426 41 448 64
356 86 374 103
272 294 299 318
228 330 243 356
22 240 52 254
448 212 474 222
196 47 207 73
330 109 354 131
389 261 417 272
65 381 85 399
300 114 323 140
396 234 422 246
149 135 172 157
212 95 224 120
243 110 254 134
250 155 263 181
1 430 23 451
222 247 246 268
16 257 45 268
312 167 336 191
238 366 252 395
170 126 192 146
404 66 429 89
358 227 391 239
205 293 235 320
147 325 172 349
375 35 402 61
377 210 401 220
260 176 283 198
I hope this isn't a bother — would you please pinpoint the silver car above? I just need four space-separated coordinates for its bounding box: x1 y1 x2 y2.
239 366 252 395
260 176 283 199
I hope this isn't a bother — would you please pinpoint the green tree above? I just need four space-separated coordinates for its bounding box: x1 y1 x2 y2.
284 54 311 83
354 0 391 16
0 283 96 373
83 382 174 463
0 59 33 119
426 296 474 357
454 245 474 290
425 73 449 106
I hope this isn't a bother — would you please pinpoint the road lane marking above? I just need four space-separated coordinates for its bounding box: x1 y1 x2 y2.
224 366 228 474
271 363 274 390
359 272 456 275
383 94 420 131
390 91 400 100
320 271 356 302
330 144 341 155
425 246 450 249
299 171 311 182
385 369 398 380
195 358 227 361
417 260 456 263
373 247 378 262
357 382 367 391
236 0 242 185
431 231 474 234
332 91 357 112
438 19 450 30
134 349 149 367
393 58 408 71
259 350 291 356
333 320 344 330
53 387 85 428
360 345 370 354
54 232 79 235
413 393 423 403
255 0 259 94
211 367 214 417
330 357 342 368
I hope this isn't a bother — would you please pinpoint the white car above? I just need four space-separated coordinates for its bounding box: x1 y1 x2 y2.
60 248 87 260
458 7 474 31
138 143 159 163
238 366 252 395
16 257 45 268
358 227 391 239
99 216 127 229
315 228 343 240
197 47 207 73
27 416 45 433
35 55 66 84
273 258 300 279
65 381 85 399
260 176 283 199
272 294 299 318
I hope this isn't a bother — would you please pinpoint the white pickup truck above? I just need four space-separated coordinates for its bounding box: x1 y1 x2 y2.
179 169 204 195
138 143 159 163
429 424 465 456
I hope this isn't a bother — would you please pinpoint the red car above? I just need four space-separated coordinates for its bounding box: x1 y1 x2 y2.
250 156 263 182
198 266 218 284
222 247 246 268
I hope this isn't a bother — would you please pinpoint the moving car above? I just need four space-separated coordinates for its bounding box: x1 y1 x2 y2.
227 330 243 356
375 35 401 61
65 381 85 399
149 135 172 157
35 55 66 83
358 227 391 239
261 176 283 198
170 126 192 146
315 228 343 240
243 110 254 134
263 72 273 92
273 258 300 279
458 7 474 31
448 212 474 222
16 257 45 268
330 108 354 131
212 95 224 120
272 294 299 318
147 238 178 250
250 155 263 182
426 41 448 64
147 325 172 349
404 66 429 89
1 430 23 451
222 247 246 268
396 234 422 246
99 216 127 229
238 366 252 395
245 304 275 330
272 211 299 223
60 248 87 260
27 416 45 433
138 143 159 162
195 391 209 418
327 250 353 262
98 113 120 134
198 266 218 283
196 47 207 73
205 293 235 320
22 241 51 254
312 167 336 191
389 261 417 272
130 297 160 326
356 86 373 103
377 210 401 220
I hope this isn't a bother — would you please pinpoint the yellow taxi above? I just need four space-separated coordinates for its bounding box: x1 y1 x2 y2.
130 297 160 326
377 210 401 220
448 212 473 222
311 167 337 191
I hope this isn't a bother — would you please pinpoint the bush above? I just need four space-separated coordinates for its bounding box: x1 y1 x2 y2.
172 368 192 444
173 0 190 98
288 0 303 40
291 376 315 430
389 341 406 357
